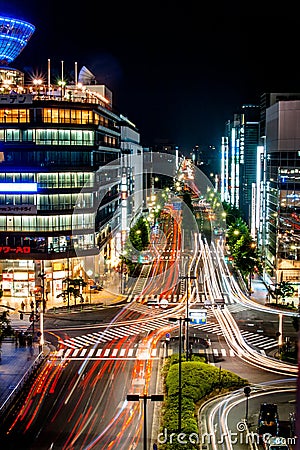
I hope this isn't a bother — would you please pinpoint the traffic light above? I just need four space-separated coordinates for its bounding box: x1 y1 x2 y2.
29 312 34 321
20 312 23 320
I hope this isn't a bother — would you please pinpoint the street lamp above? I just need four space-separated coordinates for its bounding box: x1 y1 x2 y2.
58 79 66 98
126 393 164 450
180 275 196 360
169 316 189 432
38 268 46 352
244 386 251 423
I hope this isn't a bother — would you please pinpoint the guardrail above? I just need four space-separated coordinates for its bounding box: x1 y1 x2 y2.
0 351 46 417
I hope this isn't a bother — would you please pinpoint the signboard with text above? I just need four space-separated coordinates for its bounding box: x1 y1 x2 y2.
189 308 207 324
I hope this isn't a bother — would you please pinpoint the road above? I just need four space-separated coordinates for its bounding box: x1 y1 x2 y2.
0 210 297 449
1 304 167 449
199 385 296 450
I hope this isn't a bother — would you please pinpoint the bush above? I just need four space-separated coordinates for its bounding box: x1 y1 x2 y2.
158 358 248 449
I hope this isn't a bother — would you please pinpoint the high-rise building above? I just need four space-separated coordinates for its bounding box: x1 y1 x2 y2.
0 15 142 303
221 94 300 293
258 93 300 288
221 105 260 225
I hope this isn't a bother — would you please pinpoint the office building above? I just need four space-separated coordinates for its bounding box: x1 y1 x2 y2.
258 93 300 288
0 14 142 302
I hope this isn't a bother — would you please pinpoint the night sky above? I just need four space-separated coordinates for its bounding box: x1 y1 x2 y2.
1 1 300 152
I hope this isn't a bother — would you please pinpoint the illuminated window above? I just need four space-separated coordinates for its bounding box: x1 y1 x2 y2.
0 109 29 123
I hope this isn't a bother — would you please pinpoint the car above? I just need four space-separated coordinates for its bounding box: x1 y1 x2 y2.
258 403 280 440
264 436 289 450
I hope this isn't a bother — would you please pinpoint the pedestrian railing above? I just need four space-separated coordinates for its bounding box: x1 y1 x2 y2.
0 351 46 417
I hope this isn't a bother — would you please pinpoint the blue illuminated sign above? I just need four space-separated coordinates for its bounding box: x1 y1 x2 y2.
189 309 207 325
0 183 38 192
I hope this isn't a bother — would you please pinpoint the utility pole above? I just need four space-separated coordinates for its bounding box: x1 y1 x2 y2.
38 261 46 352
126 394 164 450
180 275 196 360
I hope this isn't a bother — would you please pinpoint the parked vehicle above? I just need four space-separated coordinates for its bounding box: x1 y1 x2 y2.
258 403 280 439
264 436 289 450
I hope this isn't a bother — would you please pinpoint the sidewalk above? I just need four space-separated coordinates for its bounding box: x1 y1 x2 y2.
0 339 44 415
249 275 269 305
250 274 299 309
0 279 127 417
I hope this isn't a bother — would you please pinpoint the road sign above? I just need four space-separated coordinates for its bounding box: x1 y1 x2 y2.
189 308 207 324
160 298 169 308
166 333 170 339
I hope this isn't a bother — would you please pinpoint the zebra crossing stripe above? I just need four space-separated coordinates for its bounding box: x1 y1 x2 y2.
260 342 278 350
54 345 238 360
246 336 274 344
93 332 110 342
75 336 95 345
59 340 79 349
110 329 127 338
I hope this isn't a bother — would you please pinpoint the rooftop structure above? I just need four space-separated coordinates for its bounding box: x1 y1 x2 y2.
0 15 35 65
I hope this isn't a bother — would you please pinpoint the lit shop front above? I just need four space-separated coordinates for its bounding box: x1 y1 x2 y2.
0 253 101 301
1 260 35 297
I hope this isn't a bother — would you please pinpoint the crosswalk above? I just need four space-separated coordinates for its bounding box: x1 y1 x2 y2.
51 345 160 360
55 319 278 362
126 293 184 304
57 316 171 350
126 293 249 310
191 312 278 350
51 340 272 362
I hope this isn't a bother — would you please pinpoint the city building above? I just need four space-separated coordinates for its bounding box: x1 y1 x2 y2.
220 104 260 226
258 93 300 289
221 93 300 294
0 14 142 304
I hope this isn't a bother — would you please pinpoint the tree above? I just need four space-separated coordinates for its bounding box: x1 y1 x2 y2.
226 218 262 288
57 277 87 305
222 201 242 226
129 217 150 251
274 281 294 305
226 218 249 249
121 216 150 275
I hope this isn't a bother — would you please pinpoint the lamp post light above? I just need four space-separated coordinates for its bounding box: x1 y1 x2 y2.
169 316 188 432
58 79 66 99
180 275 196 361
38 268 46 352
126 393 164 450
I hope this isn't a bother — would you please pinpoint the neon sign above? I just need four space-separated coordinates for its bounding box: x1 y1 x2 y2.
0 246 30 254
0 183 37 192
